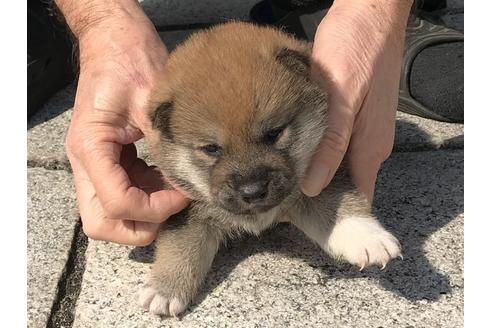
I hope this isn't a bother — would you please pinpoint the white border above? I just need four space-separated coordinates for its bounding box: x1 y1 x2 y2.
464 2 491 328
0 0 27 326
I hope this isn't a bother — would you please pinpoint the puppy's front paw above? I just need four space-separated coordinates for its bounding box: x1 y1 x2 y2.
139 286 189 317
326 216 401 270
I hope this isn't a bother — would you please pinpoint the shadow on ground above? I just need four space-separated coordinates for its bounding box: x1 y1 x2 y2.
129 119 463 316
28 83 76 130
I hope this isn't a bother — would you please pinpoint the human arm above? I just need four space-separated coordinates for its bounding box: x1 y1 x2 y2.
55 0 189 245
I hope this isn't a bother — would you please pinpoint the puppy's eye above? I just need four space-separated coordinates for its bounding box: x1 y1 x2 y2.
263 127 284 145
201 144 222 157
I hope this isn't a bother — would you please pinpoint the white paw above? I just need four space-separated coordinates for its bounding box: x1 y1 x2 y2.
138 286 189 316
326 216 402 270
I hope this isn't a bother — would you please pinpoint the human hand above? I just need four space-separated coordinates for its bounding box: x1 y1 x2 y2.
301 0 413 203
62 1 189 245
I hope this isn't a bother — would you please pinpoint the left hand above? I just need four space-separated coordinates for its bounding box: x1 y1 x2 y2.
301 0 413 203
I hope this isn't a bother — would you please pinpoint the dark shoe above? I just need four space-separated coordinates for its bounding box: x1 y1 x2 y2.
398 16 463 123
28 1 75 118
250 0 332 41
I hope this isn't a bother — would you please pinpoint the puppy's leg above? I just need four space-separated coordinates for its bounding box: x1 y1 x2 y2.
139 209 222 316
290 171 401 269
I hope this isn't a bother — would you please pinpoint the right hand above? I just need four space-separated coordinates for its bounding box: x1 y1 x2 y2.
301 0 412 203
65 10 189 246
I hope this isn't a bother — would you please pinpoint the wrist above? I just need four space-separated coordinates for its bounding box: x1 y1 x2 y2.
68 5 165 69
311 0 412 112
54 0 151 41
326 0 414 32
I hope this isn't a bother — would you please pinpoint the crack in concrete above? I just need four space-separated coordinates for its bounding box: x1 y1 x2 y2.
47 220 88 328
27 159 71 172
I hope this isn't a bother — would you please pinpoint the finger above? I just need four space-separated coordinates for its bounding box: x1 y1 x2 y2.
70 156 161 245
101 219 161 246
129 160 167 194
81 140 188 222
119 143 139 169
301 106 354 197
346 149 381 204
346 106 394 204
120 147 170 194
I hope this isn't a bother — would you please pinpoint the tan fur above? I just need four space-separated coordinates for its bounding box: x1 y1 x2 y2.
140 22 401 317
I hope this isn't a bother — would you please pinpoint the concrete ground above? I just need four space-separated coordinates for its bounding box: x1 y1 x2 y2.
27 1 464 327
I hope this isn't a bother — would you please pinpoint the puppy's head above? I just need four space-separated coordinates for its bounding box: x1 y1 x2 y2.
148 22 328 215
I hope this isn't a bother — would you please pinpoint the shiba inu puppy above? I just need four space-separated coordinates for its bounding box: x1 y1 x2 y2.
140 22 401 316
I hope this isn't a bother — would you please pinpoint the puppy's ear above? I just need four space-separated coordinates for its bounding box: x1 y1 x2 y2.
275 48 311 76
150 101 174 141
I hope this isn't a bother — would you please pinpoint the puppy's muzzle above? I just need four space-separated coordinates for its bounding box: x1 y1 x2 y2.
217 166 294 214
238 179 269 203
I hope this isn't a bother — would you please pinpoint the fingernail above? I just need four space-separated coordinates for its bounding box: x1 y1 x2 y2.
301 162 331 197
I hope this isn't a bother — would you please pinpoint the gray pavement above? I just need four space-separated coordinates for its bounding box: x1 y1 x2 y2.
27 2 464 327
71 151 463 328
27 168 80 327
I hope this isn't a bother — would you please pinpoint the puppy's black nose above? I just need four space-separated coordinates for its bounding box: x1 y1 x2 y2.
239 180 269 203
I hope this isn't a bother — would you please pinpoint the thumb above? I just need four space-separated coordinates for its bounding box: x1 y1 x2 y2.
301 105 354 197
